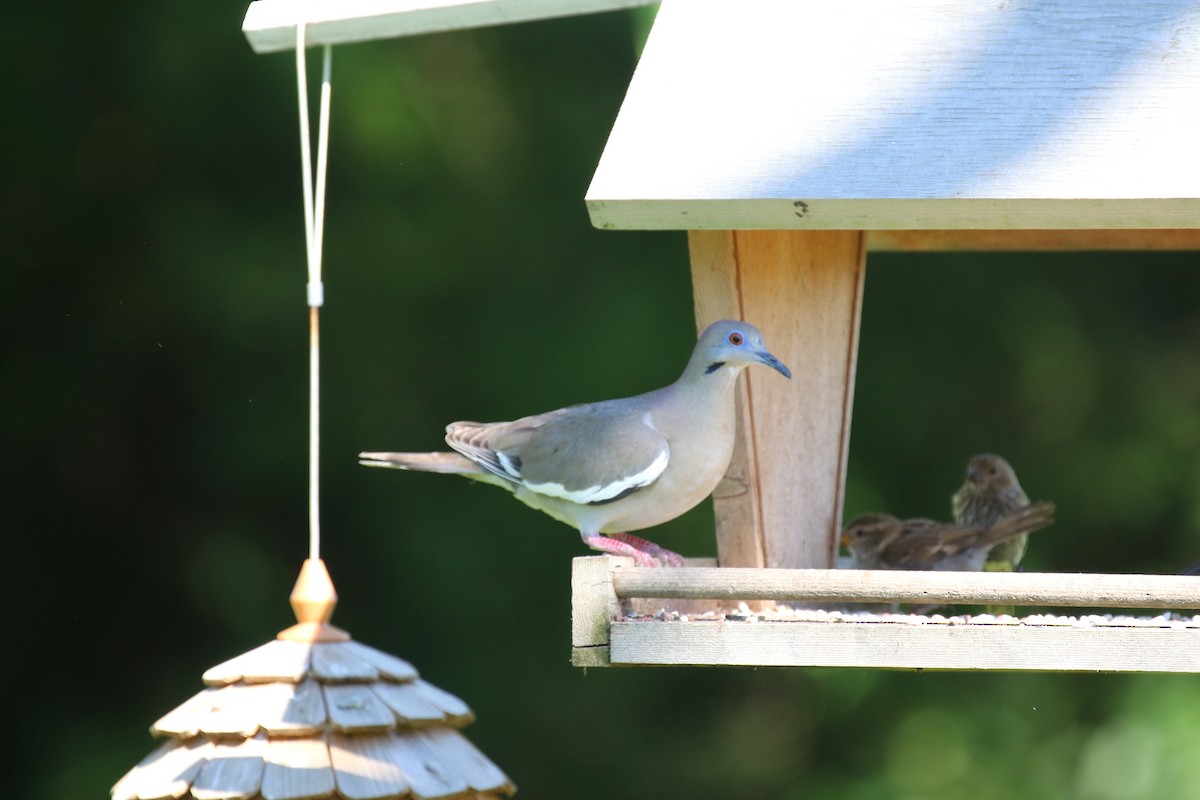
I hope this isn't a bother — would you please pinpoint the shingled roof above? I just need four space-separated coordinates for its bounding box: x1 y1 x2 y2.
112 560 515 800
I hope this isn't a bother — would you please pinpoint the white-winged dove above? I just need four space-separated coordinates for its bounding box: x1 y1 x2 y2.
360 320 791 566
840 501 1056 572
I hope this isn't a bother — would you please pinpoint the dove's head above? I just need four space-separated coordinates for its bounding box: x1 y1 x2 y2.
692 320 792 380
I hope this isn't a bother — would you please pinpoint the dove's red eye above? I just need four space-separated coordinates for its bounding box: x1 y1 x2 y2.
728 332 744 346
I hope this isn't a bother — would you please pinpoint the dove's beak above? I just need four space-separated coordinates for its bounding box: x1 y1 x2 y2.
755 349 792 379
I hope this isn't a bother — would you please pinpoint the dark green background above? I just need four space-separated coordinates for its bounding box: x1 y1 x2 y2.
9 4 1200 798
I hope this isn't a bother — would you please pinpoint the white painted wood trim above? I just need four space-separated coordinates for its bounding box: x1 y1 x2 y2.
243 0 657 53
607 619 1200 672
587 198 1200 232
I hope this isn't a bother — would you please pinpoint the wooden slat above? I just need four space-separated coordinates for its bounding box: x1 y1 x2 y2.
110 739 212 800
155 683 322 739
242 0 657 53
263 679 328 736
311 643 380 682
409 680 474 725
198 685 271 737
111 740 174 800
203 640 312 686
150 688 218 738
370 682 451 726
607 618 1200 672
153 685 263 738
323 684 399 732
587 1 1200 230
328 732 412 800
262 737 336 800
338 640 419 682
607 563 1200 609
867 228 1200 252
413 729 515 796
191 737 266 800
380 732 470 799
689 230 864 569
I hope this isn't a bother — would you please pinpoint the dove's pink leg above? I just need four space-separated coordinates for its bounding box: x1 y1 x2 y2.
581 532 685 567
608 532 687 567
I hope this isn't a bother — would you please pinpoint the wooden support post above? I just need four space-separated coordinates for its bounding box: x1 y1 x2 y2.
571 556 630 667
689 230 866 569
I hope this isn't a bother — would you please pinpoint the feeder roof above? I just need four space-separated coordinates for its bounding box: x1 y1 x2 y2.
586 0 1200 231
112 561 515 800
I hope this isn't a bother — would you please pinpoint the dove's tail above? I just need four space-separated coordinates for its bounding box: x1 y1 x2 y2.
358 451 482 475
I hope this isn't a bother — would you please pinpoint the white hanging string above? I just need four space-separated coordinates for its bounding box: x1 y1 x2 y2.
296 24 333 561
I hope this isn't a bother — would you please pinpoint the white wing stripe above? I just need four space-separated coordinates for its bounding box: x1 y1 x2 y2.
525 448 669 505
496 451 522 480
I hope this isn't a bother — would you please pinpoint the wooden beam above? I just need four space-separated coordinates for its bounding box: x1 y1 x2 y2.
610 565 1200 610
242 0 657 53
867 229 1200 252
590 199 1200 232
608 619 1200 672
689 230 865 569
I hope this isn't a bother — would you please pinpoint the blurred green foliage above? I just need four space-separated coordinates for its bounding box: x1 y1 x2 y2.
8 3 1200 799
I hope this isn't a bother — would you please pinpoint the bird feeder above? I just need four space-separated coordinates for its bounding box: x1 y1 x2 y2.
112 560 515 800
238 0 1200 671
573 0 1200 670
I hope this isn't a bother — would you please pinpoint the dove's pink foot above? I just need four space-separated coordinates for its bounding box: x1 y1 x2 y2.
582 532 686 567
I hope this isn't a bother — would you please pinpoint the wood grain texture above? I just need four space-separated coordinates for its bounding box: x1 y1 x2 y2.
609 619 1200 672
380 733 470 798
688 231 766 568
150 688 219 738
310 643 381 683
111 739 212 800
149 684 261 738
328 732 411 799
153 683 323 739
243 0 658 53
410 680 473 723
202 640 312 686
570 554 627 665
323 684 398 733
337 641 418 682
587 0 1200 230
413 729 515 795
867 229 1200 251
191 737 266 800
265 679 329 736
261 737 336 800
370 682 449 727
689 230 865 569
611 566 1200 609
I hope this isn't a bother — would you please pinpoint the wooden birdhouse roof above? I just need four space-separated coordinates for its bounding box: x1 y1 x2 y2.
112 561 515 800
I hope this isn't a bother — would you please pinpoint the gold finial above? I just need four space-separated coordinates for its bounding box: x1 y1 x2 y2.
277 558 350 642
